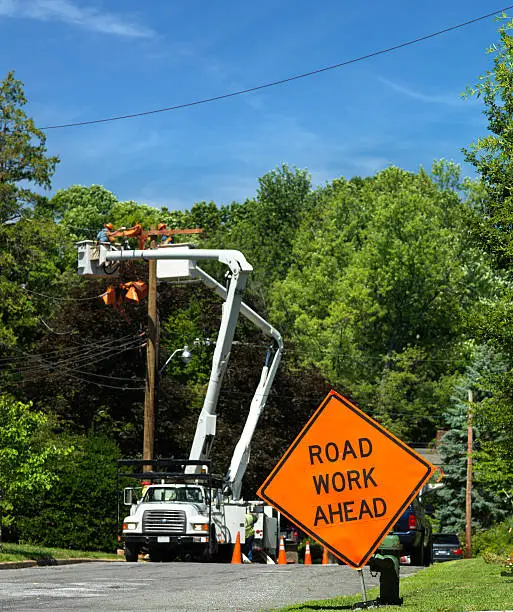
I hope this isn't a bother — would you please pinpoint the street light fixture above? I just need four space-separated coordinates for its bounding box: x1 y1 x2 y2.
159 345 192 375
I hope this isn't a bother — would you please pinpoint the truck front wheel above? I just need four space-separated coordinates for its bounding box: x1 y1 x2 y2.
149 548 164 562
199 526 218 562
124 544 139 562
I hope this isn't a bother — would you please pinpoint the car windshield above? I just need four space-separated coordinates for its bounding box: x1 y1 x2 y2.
145 487 203 503
433 534 460 545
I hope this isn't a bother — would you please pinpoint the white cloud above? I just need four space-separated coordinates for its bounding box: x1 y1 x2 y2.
0 0 155 38
378 77 468 107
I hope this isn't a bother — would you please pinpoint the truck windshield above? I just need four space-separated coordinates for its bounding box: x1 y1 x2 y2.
145 487 203 503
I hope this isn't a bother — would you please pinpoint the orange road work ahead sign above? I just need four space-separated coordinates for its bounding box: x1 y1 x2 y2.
257 390 436 568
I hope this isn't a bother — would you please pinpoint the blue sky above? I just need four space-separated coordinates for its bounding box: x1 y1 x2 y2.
0 1 507 210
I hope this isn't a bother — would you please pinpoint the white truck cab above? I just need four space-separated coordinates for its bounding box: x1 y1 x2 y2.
120 460 251 562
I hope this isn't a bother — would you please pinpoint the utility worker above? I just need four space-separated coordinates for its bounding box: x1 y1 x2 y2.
158 223 168 244
244 511 258 562
158 222 174 244
96 223 113 243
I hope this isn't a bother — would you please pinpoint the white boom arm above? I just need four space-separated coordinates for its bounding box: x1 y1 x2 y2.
192 266 284 501
96 245 283 493
100 246 253 475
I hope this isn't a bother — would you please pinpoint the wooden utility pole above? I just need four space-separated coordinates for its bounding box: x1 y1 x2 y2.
140 226 202 474
465 389 473 559
143 237 158 472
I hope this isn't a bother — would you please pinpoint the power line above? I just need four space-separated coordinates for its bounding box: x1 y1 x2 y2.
21 285 108 302
25 369 146 391
9 336 146 377
41 5 513 131
6 338 147 388
0 332 143 365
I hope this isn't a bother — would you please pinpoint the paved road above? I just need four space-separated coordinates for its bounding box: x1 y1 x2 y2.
0 561 422 611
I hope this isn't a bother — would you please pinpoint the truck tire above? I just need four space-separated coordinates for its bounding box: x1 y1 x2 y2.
209 525 219 559
216 543 234 562
424 537 433 566
199 526 218 562
411 538 424 566
149 548 164 562
124 544 138 563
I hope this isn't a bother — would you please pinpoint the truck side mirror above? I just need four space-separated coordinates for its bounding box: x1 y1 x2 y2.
124 488 133 506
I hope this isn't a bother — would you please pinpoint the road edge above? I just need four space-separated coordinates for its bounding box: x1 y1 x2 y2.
0 558 122 570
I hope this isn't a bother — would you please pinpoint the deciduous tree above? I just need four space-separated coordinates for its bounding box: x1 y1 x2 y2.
0 71 59 224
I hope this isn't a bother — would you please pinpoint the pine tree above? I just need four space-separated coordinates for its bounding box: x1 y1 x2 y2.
437 345 510 532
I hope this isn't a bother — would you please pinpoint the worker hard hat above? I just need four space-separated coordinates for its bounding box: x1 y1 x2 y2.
105 223 113 230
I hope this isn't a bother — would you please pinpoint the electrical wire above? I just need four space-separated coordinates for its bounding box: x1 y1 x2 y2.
19 368 146 391
0 332 144 365
0 334 138 365
9 336 146 377
39 318 77 336
0 343 146 385
40 5 513 130
64 368 145 382
7 339 147 388
57 370 145 391
21 286 109 302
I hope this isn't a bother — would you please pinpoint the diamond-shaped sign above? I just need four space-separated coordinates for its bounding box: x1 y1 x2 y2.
258 390 435 568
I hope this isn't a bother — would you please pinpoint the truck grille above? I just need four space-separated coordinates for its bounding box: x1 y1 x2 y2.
142 509 186 533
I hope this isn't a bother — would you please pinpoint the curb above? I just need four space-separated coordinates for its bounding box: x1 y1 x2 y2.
0 558 122 570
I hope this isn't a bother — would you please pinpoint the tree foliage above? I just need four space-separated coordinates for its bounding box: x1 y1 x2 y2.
223 164 312 310
464 17 513 266
463 15 513 498
0 72 63 348
270 163 492 442
437 346 510 532
16 435 120 551
0 71 59 224
0 395 71 528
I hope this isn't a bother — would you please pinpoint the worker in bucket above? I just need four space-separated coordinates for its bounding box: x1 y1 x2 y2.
243 511 258 561
96 223 113 243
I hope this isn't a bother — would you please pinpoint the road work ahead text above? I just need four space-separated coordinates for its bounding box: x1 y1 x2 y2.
308 438 386 527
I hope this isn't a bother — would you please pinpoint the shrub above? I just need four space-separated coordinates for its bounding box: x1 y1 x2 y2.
472 517 513 557
15 435 120 552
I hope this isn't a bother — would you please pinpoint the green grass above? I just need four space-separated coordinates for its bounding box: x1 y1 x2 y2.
0 543 118 562
278 558 513 612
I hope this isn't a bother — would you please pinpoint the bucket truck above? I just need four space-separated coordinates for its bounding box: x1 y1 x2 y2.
77 242 282 562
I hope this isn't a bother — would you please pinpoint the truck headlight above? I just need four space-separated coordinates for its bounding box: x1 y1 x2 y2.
192 523 209 532
123 522 138 531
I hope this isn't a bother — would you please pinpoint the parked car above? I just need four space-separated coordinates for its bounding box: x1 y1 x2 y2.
432 533 463 562
279 518 301 545
392 496 432 566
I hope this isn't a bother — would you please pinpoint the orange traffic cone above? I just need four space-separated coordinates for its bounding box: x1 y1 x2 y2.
231 532 242 564
304 540 312 565
277 536 287 565
322 547 329 565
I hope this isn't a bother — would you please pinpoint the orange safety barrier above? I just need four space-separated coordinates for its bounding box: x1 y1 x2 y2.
231 532 242 564
304 540 312 565
277 536 287 565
